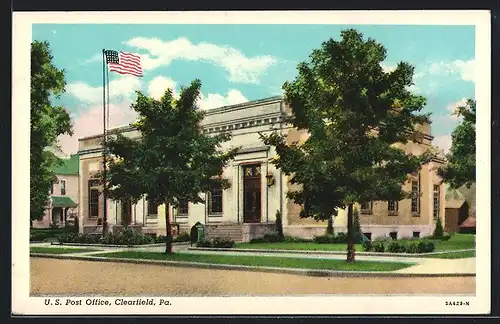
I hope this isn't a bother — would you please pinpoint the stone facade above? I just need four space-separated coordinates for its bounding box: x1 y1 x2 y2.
77 96 445 241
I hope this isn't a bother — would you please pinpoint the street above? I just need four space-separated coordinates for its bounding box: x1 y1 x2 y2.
30 258 475 296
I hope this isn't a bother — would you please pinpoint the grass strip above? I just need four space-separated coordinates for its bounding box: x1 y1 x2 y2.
95 251 414 272
30 247 100 254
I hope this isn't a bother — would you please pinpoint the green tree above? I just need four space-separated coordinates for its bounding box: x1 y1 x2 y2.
30 41 73 222
438 99 476 189
104 80 238 254
261 29 433 262
433 215 444 238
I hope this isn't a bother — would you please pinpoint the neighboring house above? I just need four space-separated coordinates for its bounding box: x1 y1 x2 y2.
31 154 80 228
77 96 445 241
445 183 476 233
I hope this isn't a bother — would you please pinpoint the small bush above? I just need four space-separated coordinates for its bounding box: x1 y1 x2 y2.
284 236 313 243
313 234 336 244
56 228 156 246
372 241 385 252
334 232 348 243
362 240 373 252
387 241 407 253
174 232 190 243
196 237 234 248
405 241 419 254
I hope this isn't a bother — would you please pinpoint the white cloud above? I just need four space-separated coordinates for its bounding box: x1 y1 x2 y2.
148 76 178 100
197 89 248 110
124 36 277 84
66 76 143 104
433 135 452 154
82 53 102 64
57 101 138 155
447 97 468 120
429 59 475 82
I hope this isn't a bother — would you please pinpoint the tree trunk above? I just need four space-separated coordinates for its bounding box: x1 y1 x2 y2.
346 203 356 263
165 203 173 255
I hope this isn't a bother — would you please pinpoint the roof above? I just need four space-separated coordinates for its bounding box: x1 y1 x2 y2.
51 196 78 208
445 183 476 216
445 199 466 209
459 216 476 228
52 154 79 175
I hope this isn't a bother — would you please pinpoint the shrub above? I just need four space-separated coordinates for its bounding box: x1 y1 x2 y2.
326 217 334 235
174 232 190 243
56 228 156 246
442 233 451 241
387 241 407 253
372 241 385 252
313 234 336 244
405 241 419 254
433 217 444 238
334 232 348 243
196 237 234 248
362 240 373 252
283 235 313 243
275 210 284 241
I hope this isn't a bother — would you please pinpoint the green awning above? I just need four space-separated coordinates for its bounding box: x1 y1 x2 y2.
51 196 78 208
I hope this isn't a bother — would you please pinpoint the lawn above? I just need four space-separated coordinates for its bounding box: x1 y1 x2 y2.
30 247 100 254
420 250 476 259
95 251 414 272
234 234 475 253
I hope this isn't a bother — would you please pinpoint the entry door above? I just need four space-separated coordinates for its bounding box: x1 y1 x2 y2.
121 200 132 226
243 164 262 223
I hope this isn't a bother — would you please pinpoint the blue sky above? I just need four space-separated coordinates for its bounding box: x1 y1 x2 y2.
32 24 475 155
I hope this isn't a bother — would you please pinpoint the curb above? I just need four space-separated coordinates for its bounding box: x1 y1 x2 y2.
50 242 190 248
30 253 476 278
188 247 476 257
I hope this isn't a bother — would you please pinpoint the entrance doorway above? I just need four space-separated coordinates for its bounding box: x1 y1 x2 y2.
243 164 262 223
121 200 132 226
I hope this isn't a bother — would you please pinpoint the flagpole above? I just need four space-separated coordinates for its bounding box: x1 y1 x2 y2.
102 48 108 236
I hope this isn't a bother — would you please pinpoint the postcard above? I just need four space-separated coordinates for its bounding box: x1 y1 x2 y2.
13 10 490 315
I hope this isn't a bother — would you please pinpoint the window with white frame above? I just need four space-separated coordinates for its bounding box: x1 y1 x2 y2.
388 200 398 215
360 201 372 214
411 179 420 215
147 199 158 219
177 199 188 216
60 179 66 195
433 185 440 219
208 181 223 215
88 179 99 218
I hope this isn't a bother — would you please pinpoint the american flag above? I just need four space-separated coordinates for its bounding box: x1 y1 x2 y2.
104 50 143 77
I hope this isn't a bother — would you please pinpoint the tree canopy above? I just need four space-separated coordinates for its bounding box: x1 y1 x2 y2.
104 79 238 253
438 99 476 189
260 29 434 261
30 41 73 221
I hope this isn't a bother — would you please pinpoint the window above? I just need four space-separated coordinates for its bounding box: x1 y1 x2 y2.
413 231 420 238
363 232 372 241
411 180 420 215
433 185 440 219
389 232 398 240
60 179 66 195
178 199 188 215
208 182 223 214
147 199 158 219
88 179 99 218
388 201 398 215
360 201 372 214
